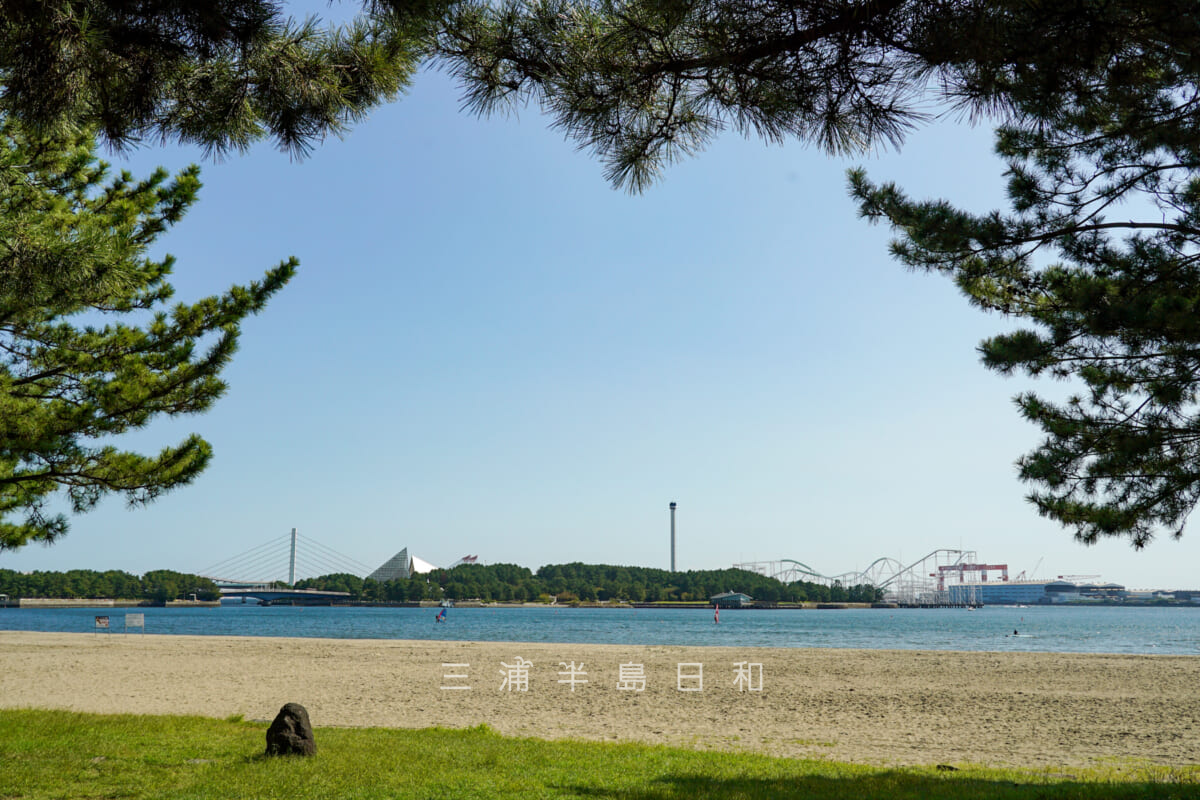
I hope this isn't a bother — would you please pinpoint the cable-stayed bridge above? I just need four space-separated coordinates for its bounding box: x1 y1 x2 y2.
200 528 373 586
199 529 373 603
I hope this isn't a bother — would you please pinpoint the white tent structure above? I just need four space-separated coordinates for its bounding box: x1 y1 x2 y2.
367 548 438 582
410 554 438 574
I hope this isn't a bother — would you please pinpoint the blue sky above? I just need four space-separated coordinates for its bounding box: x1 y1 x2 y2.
5 50 1200 590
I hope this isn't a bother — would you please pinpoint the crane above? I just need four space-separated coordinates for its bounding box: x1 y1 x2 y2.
1013 557 1044 582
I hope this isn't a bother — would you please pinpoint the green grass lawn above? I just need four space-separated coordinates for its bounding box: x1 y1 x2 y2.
0 710 1196 799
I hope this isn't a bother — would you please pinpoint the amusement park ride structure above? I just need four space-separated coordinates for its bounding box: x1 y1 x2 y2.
734 549 1021 605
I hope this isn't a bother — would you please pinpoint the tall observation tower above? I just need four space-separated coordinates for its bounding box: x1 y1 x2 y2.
669 502 677 572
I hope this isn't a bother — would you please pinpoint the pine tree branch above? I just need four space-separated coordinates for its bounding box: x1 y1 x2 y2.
1005 220 1200 247
10 366 69 386
647 0 906 75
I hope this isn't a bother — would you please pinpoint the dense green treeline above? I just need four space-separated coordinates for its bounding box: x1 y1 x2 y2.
0 569 220 601
295 563 884 604
0 564 883 604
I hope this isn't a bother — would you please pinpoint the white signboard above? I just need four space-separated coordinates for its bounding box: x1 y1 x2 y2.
125 613 145 632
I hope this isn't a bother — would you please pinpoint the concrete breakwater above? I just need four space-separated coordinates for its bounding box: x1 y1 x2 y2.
0 598 219 608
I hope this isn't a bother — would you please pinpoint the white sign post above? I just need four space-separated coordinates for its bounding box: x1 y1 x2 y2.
124 613 145 634
94 615 110 635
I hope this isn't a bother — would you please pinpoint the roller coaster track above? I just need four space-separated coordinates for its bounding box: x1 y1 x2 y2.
734 549 981 604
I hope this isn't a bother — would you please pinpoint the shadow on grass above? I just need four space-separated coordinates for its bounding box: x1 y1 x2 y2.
561 772 1200 800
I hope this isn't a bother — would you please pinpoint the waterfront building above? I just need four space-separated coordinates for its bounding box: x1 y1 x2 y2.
945 579 1127 605
711 591 753 608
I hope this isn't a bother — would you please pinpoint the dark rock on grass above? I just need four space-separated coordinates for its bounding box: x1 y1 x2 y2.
265 702 316 756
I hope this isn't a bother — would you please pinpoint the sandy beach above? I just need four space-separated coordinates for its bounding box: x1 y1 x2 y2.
1 631 1196 767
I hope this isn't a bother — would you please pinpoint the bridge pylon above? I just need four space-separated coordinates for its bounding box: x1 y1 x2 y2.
199 529 374 587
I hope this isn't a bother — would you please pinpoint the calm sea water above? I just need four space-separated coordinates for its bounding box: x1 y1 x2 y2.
2 604 1198 655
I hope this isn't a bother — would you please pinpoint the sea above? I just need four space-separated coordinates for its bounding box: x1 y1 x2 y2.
1 603 1198 655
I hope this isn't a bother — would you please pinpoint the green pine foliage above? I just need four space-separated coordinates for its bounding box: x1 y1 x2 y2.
435 0 922 192
437 0 1200 547
0 2 438 553
851 2 1200 547
434 1 1200 193
0 123 295 549
0 1 434 157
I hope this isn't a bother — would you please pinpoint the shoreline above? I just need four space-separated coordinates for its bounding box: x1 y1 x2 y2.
0 598 220 608
2 630 1198 768
7 597 1198 609
0 599 889 609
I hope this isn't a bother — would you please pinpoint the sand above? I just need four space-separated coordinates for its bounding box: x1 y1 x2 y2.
1 631 1197 767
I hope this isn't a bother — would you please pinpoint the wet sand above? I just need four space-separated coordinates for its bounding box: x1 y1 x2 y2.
1 631 1196 767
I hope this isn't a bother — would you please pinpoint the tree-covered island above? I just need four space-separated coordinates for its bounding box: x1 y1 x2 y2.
0 569 219 602
0 563 881 605
296 562 884 604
